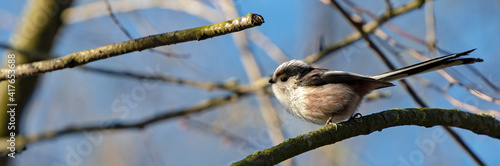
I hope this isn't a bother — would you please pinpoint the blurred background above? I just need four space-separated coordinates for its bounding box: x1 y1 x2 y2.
0 0 499 165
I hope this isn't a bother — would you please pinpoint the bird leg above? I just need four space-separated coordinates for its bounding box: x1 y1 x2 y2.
325 116 338 130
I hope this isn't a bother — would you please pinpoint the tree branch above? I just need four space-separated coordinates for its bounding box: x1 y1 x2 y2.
102 0 187 58
218 1 292 165
304 0 424 63
329 1 484 165
0 13 265 81
80 66 251 93
370 22 500 106
231 108 500 166
0 92 250 154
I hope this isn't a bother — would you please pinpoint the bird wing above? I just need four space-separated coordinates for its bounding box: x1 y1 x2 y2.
298 70 394 89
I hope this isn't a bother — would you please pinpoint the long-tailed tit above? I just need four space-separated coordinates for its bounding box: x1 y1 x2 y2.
268 49 482 125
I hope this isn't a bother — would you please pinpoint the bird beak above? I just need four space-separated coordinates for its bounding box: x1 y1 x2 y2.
268 78 276 84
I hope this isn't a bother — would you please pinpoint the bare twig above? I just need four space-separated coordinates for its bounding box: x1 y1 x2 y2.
0 43 47 61
231 108 500 166
329 0 426 106
0 13 265 81
330 0 392 68
79 66 251 93
373 34 500 115
248 30 289 64
102 0 187 58
373 28 500 106
0 69 274 155
188 118 260 150
304 0 425 63
0 93 249 153
0 2 75 165
218 0 292 165
102 0 133 39
384 0 393 11
413 77 500 117
424 0 437 55
347 0 500 132
62 0 222 25
343 1 500 95
407 50 500 105
64 0 279 60
329 1 485 165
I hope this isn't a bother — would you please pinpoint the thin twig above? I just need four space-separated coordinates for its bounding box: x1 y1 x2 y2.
329 1 485 165
248 30 289 64
62 0 222 25
329 0 425 106
373 34 500 114
64 0 277 60
102 0 133 39
343 1 500 95
345 1 500 100
384 0 393 11
407 50 500 105
373 28 500 105
79 66 251 93
304 0 425 63
102 0 187 58
218 0 292 165
413 77 500 117
187 118 260 150
0 70 273 155
424 0 437 55
0 43 47 61
345 5 499 164
0 93 249 154
0 13 265 81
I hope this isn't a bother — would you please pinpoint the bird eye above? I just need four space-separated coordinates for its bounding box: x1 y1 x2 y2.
280 76 288 82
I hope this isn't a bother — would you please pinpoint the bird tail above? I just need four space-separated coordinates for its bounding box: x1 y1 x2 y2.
370 49 483 82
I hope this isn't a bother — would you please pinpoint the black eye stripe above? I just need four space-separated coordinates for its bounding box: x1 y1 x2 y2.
272 61 314 83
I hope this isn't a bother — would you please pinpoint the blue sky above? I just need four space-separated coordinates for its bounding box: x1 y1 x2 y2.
1 0 499 165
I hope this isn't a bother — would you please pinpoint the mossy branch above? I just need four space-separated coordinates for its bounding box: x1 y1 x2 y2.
231 108 499 166
0 13 265 81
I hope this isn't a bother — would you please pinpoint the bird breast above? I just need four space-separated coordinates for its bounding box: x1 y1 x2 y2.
294 84 361 124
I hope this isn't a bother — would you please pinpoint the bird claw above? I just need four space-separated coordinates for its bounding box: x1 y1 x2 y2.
327 122 338 130
325 116 338 130
349 113 363 122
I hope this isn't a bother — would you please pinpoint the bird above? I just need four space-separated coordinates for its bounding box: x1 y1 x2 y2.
268 49 482 125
